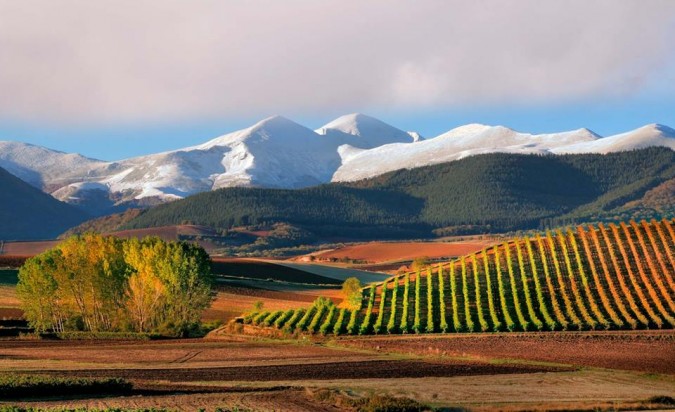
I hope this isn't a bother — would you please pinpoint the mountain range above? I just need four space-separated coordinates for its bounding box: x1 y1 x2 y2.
1 114 674 218
122 147 675 239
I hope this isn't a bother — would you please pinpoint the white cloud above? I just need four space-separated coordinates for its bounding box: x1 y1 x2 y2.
0 0 673 124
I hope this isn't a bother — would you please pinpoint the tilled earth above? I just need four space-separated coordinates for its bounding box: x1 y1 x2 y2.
336 330 675 374
38 359 563 382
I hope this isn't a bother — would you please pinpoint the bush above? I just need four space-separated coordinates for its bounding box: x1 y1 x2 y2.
646 395 675 405
351 394 431 412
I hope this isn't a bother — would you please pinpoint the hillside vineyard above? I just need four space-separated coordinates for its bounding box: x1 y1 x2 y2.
246 220 675 334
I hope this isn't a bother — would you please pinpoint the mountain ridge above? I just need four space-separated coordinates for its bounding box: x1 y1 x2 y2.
1 115 674 216
121 147 675 238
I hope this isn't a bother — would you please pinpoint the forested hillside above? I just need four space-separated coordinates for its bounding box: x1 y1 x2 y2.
0 166 88 240
123 148 675 237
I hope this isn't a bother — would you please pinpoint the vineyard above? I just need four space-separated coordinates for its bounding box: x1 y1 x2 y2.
243 219 675 334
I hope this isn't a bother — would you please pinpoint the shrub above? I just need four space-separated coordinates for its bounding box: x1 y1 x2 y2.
359 286 376 334
413 271 422 333
333 308 347 335
319 305 336 335
400 273 410 333
373 280 388 334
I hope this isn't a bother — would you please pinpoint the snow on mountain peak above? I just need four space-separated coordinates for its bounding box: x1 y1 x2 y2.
333 123 629 182
639 123 675 136
552 123 675 154
316 113 416 149
1 116 673 216
407 131 424 142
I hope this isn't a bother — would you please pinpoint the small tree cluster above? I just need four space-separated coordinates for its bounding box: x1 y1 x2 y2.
17 234 214 336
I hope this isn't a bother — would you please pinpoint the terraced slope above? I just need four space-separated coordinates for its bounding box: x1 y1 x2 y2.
244 219 675 334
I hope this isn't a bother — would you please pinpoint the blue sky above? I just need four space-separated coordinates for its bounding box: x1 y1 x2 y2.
2 97 675 161
1 1 674 161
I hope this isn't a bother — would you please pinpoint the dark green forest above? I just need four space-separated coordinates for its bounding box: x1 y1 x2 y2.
122 148 675 238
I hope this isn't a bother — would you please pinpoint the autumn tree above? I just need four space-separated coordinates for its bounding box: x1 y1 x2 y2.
17 234 214 336
341 277 363 310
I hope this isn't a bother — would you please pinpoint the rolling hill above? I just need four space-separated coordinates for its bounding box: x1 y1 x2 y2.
245 219 675 334
122 148 675 237
0 166 88 240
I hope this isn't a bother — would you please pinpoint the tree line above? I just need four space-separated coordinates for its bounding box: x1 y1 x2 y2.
17 234 214 335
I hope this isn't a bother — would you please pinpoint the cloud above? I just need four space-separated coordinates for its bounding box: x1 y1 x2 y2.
0 0 674 124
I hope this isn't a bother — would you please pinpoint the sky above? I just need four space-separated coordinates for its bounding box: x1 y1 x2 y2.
1 0 674 161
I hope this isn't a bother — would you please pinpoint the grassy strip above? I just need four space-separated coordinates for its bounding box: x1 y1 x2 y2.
0 374 132 398
53 332 157 340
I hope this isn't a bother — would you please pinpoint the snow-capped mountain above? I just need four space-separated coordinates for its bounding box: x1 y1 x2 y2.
41 116 347 213
1 114 415 214
0 141 106 189
315 113 419 150
332 123 675 182
1 114 674 216
549 123 675 154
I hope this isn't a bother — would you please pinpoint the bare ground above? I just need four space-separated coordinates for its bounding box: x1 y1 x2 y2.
335 330 675 374
0 333 673 411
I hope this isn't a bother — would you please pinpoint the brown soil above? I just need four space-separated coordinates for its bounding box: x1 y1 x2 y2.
205 280 342 322
4 387 343 412
40 359 563 382
337 330 675 374
306 241 495 263
0 241 59 257
1 334 672 411
0 307 23 318
0 338 371 367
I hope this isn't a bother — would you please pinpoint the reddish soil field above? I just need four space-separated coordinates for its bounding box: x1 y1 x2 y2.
0 308 23 318
0 241 59 257
337 331 675 374
205 282 340 321
0 338 369 366
306 241 495 263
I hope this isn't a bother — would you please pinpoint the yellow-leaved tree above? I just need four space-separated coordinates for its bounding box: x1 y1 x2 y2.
17 234 214 336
